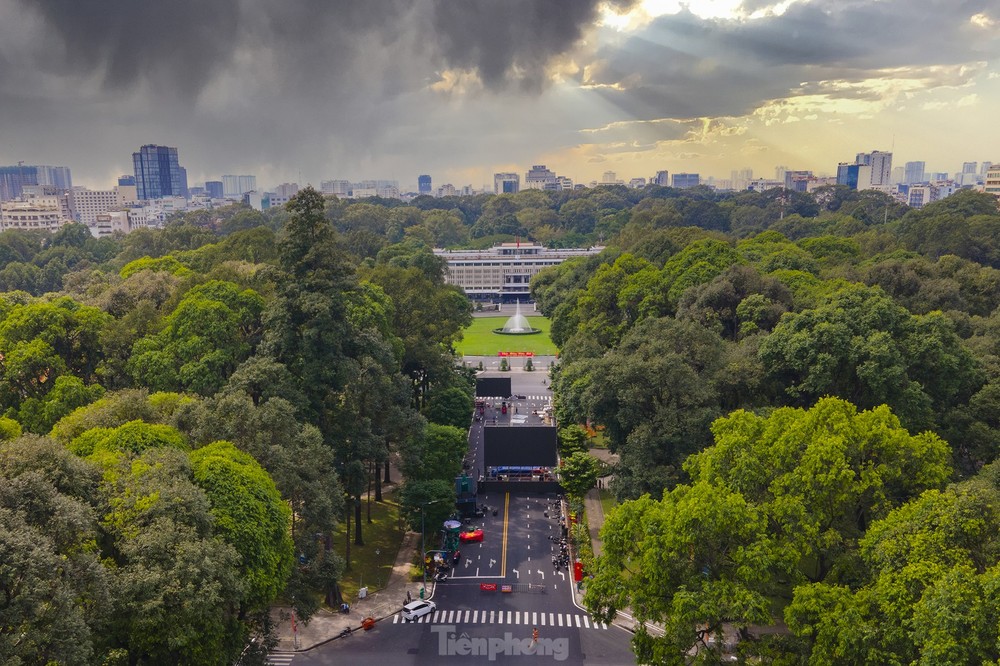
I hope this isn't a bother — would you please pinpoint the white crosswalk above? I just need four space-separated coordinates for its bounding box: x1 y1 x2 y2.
393 609 608 630
265 652 295 666
478 395 551 401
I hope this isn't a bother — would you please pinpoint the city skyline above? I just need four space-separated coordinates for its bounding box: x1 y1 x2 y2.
0 0 997 191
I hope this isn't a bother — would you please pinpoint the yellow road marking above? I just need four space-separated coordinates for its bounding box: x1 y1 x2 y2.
501 492 509 576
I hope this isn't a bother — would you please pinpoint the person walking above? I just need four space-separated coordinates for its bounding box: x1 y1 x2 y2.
406 590 412 603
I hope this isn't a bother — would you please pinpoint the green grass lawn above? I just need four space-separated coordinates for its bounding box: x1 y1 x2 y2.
598 487 618 518
338 497 405 602
455 315 559 356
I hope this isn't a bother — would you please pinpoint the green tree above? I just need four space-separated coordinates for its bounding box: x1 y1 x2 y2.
587 398 953 663
557 424 589 458
399 478 456 533
0 436 107 665
17 374 105 434
759 283 982 432
560 452 601 499
189 440 294 612
399 422 466 483
423 386 474 428
586 484 773 665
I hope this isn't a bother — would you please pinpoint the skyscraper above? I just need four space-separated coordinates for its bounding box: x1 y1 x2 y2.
854 151 892 186
132 145 187 200
672 173 700 189
904 161 925 184
222 175 257 198
418 175 432 195
652 170 669 186
494 173 520 194
205 181 224 199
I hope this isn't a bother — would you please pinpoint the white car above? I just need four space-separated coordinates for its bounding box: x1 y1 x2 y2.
402 600 437 622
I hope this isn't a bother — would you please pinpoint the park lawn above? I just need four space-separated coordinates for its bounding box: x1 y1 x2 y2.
599 487 618 518
455 315 559 356
338 496 404 603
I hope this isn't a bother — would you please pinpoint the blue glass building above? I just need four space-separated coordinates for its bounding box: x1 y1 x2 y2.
132 145 188 200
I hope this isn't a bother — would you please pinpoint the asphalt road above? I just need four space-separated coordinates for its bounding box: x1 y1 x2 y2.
288 373 636 666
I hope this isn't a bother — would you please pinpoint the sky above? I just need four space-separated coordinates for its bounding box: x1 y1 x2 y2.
0 0 998 191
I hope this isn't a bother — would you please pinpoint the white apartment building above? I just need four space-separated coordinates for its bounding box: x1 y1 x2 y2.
69 185 137 225
321 180 351 196
0 198 68 232
985 163 1000 204
524 165 557 190
222 175 257 198
434 242 603 302
91 211 131 238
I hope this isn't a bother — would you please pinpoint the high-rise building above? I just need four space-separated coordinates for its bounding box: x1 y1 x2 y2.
672 173 700 189
418 175 432 195
221 175 257 198
628 178 646 189
601 171 618 185
205 181 224 199
118 175 136 186
652 170 669 186
0 164 73 201
132 145 187 200
962 162 978 174
985 163 1000 204
904 161 926 184
494 172 520 195
0 165 37 201
837 163 873 190
321 180 351 196
34 165 73 191
855 151 892 186
524 165 557 190
784 170 813 192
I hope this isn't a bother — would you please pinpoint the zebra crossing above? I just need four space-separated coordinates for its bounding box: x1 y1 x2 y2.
393 609 609 630
265 651 295 666
478 395 551 402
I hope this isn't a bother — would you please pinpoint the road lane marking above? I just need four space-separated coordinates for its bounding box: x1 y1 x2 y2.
540 613 546 626
464 610 470 623
557 615 563 626
432 611 440 622
507 611 512 624
574 615 581 628
501 492 509 576
583 616 590 628
515 611 521 624
532 612 537 625
473 611 478 623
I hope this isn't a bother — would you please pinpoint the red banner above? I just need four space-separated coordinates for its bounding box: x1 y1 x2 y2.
497 351 535 357
480 583 497 591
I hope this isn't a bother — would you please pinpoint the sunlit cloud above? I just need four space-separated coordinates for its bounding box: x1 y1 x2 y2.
970 12 996 29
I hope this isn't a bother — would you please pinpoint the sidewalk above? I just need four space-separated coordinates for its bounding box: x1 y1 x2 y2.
271 529 425 651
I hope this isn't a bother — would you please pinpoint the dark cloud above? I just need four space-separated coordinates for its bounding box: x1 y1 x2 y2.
429 0 637 91
8 0 634 99
579 0 998 123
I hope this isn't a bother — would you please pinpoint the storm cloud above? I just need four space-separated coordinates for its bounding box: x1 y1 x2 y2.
0 0 996 187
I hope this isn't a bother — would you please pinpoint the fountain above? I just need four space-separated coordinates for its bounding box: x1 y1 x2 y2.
493 300 541 336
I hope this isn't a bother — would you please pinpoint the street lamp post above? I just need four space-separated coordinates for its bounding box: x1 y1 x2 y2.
420 499 444 595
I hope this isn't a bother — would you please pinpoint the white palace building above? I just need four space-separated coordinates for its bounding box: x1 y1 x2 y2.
434 242 603 302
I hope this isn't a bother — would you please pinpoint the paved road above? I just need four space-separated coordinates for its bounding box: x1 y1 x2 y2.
289 493 634 665
284 373 636 666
